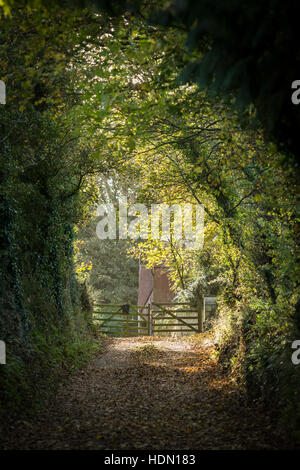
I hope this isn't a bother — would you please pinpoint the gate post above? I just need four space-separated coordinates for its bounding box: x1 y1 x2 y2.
125 310 129 336
197 296 205 333
148 303 153 336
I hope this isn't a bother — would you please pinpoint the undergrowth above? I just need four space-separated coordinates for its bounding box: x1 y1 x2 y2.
0 310 100 431
212 302 300 448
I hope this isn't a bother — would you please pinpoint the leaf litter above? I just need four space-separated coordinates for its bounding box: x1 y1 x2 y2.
0 335 283 449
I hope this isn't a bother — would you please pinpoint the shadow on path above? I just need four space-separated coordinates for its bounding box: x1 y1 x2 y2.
1 336 282 450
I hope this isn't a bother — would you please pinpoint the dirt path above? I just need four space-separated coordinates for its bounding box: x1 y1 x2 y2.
1 335 281 450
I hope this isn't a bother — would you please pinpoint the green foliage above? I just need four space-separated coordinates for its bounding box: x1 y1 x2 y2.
76 217 139 304
0 0 299 446
7 0 298 167
0 310 99 423
0 4 108 421
69 13 299 442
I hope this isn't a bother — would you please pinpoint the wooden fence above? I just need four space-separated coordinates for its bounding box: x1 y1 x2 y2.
93 301 204 337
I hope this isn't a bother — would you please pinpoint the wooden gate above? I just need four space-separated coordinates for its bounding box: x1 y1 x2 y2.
93 304 151 337
93 302 203 337
151 302 202 335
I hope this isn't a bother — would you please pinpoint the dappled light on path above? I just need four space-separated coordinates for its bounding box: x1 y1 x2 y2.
1 336 281 450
